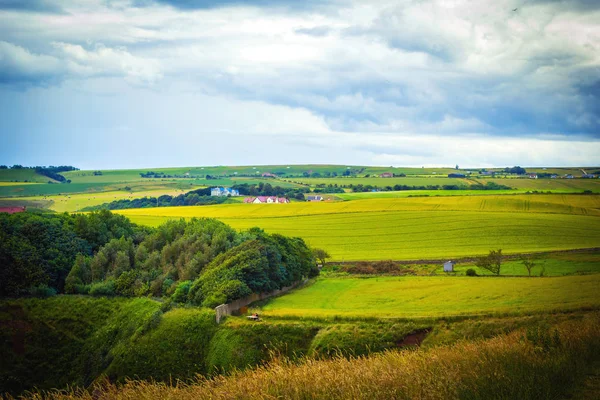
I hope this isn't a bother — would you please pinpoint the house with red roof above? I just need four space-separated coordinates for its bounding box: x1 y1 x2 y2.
244 196 289 204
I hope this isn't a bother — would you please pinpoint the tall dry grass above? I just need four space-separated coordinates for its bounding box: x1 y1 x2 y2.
14 313 600 400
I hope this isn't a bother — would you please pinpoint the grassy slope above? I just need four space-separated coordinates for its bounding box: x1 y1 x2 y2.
117 195 600 260
0 169 57 183
17 312 600 400
261 275 600 318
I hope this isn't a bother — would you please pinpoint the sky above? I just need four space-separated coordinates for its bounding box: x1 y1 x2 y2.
0 0 598 169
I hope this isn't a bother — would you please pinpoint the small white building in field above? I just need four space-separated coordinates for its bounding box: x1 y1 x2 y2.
211 187 240 197
443 261 455 272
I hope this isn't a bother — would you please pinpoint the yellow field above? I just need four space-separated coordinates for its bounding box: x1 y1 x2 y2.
117 195 600 260
118 194 600 219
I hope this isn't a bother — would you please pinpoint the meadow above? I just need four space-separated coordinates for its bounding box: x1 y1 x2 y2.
11 188 208 212
117 195 600 260
260 275 600 319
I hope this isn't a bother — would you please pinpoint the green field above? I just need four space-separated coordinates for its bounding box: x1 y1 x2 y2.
289 176 473 187
472 177 600 192
260 275 600 318
450 251 600 276
117 195 600 260
0 168 58 183
14 188 206 212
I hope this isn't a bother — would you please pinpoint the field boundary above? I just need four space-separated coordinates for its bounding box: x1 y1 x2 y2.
325 247 600 266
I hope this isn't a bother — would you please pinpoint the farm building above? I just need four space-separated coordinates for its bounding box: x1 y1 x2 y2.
211 187 240 197
443 261 455 272
307 195 324 202
380 172 394 178
0 206 26 214
261 172 277 178
243 196 289 204
528 174 538 179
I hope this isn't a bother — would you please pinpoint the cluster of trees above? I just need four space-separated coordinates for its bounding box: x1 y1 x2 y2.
83 188 227 211
231 183 309 200
34 166 78 183
139 171 201 179
0 210 318 306
503 166 527 175
0 210 146 297
348 181 511 193
65 220 318 307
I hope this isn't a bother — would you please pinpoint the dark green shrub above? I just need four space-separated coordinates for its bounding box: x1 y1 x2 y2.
89 280 116 296
171 280 192 303
466 268 477 276
28 285 57 298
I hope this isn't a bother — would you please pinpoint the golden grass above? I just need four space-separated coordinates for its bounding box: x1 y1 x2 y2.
17 313 600 400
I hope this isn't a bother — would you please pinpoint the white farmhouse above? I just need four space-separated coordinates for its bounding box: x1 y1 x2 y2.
443 261 455 272
210 187 240 197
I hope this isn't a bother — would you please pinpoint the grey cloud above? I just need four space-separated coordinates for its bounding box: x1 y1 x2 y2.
141 0 329 10
0 0 64 13
295 26 332 37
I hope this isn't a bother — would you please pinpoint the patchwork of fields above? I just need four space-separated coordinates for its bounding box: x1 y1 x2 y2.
118 195 600 260
260 275 600 318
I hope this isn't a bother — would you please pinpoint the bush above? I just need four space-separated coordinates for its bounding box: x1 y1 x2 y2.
171 280 192 303
28 285 57 298
466 268 477 276
89 280 116 296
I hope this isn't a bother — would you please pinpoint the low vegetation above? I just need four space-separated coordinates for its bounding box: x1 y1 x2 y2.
9 312 600 400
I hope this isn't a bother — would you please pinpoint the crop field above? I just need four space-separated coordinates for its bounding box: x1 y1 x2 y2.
118 194 600 219
260 275 600 318
118 195 600 260
336 190 519 200
288 176 473 187
472 177 600 192
14 187 209 212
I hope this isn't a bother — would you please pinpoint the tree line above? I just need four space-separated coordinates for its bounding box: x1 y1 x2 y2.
347 181 512 193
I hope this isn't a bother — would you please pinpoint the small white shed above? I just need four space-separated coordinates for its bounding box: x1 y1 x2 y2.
443 261 455 272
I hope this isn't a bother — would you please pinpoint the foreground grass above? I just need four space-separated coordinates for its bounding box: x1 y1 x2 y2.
261 275 600 318
16 313 600 400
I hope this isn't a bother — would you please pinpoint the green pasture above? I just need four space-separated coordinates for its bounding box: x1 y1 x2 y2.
0 169 56 183
449 251 600 276
16 187 206 212
335 190 519 200
287 176 473 188
261 275 600 318
472 177 600 192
